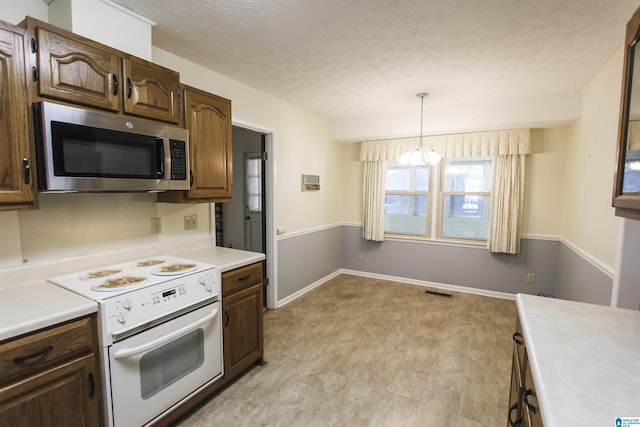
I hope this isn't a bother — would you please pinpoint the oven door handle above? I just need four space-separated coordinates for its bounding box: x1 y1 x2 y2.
113 308 218 359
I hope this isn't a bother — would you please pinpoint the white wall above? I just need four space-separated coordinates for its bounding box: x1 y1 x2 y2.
522 128 568 237
151 48 343 235
562 47 624 269
48 0 152 60
0 0 47 24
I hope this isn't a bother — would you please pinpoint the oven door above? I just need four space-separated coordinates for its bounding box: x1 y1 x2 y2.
108 301 222 427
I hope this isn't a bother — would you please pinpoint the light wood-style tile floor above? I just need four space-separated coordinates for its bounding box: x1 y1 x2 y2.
178 274 517 426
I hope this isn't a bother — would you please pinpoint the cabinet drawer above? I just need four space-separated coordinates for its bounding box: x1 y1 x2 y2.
0 317 95 386
222 262 263 296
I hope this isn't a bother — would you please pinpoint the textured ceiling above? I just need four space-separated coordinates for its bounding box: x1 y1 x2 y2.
111 0 639 121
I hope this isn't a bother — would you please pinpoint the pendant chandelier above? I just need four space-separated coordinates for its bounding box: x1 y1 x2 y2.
399 92 441 166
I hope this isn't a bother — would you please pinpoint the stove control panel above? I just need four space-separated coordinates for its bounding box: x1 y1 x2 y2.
100 267 219 345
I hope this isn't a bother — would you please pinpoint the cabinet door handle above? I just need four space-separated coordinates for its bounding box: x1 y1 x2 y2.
238 275 251 282
13 345 53 364
190 170 194 187
22 158 30 185
127 77 132 99
512 332 524 346
224 310 230 326
88 373 96 398
508 402 522 426
112 74 119 95
523 389 538 414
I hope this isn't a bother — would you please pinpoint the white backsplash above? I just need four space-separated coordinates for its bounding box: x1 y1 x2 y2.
0 193 211 273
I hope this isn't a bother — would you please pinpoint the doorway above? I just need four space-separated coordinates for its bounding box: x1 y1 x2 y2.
219 126 269 305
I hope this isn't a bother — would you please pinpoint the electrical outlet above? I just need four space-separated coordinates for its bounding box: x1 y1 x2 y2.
184 215 198 230
357 252 363 261
527 273 536 284
151 218 162 234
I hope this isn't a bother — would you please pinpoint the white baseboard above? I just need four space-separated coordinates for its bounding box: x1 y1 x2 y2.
274 268 515 308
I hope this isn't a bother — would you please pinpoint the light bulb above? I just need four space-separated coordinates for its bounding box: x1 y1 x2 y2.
399 151 411 165
409 149 426 166
427 150 441 165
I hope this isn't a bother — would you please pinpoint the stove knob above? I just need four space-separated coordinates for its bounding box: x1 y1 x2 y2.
205 285 212 292
123 299 132 311
199 276 205 285
117 314 127 324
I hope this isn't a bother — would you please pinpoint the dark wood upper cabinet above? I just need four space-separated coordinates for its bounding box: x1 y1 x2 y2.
122 56 180 124
613 5 640 219
157 85 232 203
0 20 36 210
25 17 180 124
34 25 121 112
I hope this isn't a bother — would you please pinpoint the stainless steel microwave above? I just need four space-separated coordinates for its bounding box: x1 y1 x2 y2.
33 101 190 192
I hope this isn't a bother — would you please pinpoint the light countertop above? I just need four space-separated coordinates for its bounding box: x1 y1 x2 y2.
0 244 264 343
516 294 640 426
0 280 98 342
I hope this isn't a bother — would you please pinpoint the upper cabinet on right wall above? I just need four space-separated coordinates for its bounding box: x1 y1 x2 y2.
613 5 640 220
158 85 232 203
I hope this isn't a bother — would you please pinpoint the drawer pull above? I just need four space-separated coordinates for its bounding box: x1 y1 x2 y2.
13 345 53 364
238 275 251 281
512 332 524 345
224 310 230 326
523 389 538 414
508 402 522 426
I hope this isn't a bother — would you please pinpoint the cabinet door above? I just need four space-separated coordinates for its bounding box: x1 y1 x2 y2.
159 86 232 203
0 354 101 427
36 26 120 111
522 360 543 427
223 283 263 378
0 22 35 209
122 56 180 123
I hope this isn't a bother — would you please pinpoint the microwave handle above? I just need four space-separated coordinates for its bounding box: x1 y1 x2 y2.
113 308 219 359
156 138 165 178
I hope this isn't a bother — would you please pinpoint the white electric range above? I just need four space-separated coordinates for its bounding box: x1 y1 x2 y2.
48 255 223 427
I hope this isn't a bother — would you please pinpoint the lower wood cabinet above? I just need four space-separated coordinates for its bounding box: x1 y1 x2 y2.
507 318 543 427
0 316 102 426
222 261 264 378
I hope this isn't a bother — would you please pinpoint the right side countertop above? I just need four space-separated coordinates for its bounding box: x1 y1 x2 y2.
516 294 640 426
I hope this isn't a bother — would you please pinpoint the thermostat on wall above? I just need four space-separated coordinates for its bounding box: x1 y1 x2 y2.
302 174 320 191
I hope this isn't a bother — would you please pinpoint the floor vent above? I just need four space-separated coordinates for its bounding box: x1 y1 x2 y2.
425 290 452 298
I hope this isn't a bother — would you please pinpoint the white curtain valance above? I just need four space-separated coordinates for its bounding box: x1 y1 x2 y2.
360 128 531 162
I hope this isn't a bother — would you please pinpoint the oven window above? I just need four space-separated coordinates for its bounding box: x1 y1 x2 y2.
139 329 204 399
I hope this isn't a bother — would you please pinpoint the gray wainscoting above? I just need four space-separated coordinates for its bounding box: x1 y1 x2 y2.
276 224 613 305
341 226 559 296
556 244 613 306
277 226 343 301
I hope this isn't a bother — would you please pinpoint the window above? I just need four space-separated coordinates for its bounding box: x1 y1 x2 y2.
384 160 429 235
441 157 492 240
245 154 262 212
384 156 493 241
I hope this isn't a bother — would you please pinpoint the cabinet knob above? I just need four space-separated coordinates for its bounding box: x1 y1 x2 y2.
508 402 522 426
523 389 538 414
127 78 132 99
512 332 524 345
112 74 119 96
22 158 30 185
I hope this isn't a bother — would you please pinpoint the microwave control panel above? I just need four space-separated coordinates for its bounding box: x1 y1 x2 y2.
169 140 187 180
